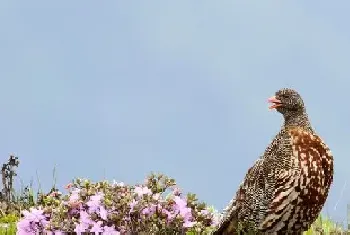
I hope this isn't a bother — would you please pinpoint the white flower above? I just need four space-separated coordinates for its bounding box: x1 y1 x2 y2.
152 193 161 200
0 223 8 228
112 180 125 187
134 186 152 196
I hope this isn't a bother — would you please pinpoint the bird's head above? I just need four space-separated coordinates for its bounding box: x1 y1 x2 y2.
268 88 305 116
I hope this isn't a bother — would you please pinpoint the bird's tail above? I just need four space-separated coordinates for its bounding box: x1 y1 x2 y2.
212 198 239 235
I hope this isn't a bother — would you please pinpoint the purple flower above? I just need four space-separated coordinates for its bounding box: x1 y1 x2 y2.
99 205 108 220
103 225 120 235
161 208 175 221
43 231 64 235
141 207 152 215
129 199 138 212
16 229 35 235
24 208 46 222
180 207 192 221
174 196 187 209
16 219 32 234
91 221 103 233
74 210 93 232
85 192 109 221
16 175 219 233
141 203 157 215
74 222 89 233
200 209 209 215
173 196 193 226
81 210 93 224
69 188 80 202
53 231 64 235
16 207 47 234
183 221 195 228
68 188 82 210
87 192 104 213
173 187 181 196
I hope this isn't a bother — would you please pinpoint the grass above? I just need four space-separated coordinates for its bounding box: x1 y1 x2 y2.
0 214 346 234
0 207 345 235
0 215 345 234
0 223 16 235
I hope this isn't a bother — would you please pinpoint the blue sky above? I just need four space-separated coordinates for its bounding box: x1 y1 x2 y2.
1 0 350 224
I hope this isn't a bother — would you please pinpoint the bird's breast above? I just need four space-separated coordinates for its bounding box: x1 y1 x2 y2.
287 128 334 229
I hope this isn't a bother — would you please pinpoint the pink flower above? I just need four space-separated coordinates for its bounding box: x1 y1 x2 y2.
65 183 73 189
49 191 62 197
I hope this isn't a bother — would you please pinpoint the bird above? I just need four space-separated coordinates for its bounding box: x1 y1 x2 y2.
213 88 334 235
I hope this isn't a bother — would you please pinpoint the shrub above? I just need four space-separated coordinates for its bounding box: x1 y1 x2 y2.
16 173 220 234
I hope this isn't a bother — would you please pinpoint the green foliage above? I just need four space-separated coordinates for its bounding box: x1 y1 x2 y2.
0 213 18 223
304 214 344 235
0 214 17 235
0 222 16 235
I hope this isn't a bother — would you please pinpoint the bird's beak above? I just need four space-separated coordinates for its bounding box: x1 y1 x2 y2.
268 96 282 110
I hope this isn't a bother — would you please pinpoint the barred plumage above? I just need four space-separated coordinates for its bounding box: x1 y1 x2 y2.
214 88 334 235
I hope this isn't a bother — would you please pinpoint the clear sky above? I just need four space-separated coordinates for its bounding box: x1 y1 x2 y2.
1 0 350 225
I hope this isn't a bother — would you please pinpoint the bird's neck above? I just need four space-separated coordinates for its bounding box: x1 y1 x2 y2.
283 111 313 132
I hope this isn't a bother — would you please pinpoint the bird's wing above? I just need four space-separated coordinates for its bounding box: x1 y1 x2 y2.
212 197 237 235
259 127 333 232
213 198 237 235
213 158 265 235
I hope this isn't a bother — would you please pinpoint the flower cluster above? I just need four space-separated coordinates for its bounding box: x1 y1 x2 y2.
16 173 220 234
16 208 47 234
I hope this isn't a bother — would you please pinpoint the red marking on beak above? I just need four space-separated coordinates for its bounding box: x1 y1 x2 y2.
268 96 282 110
